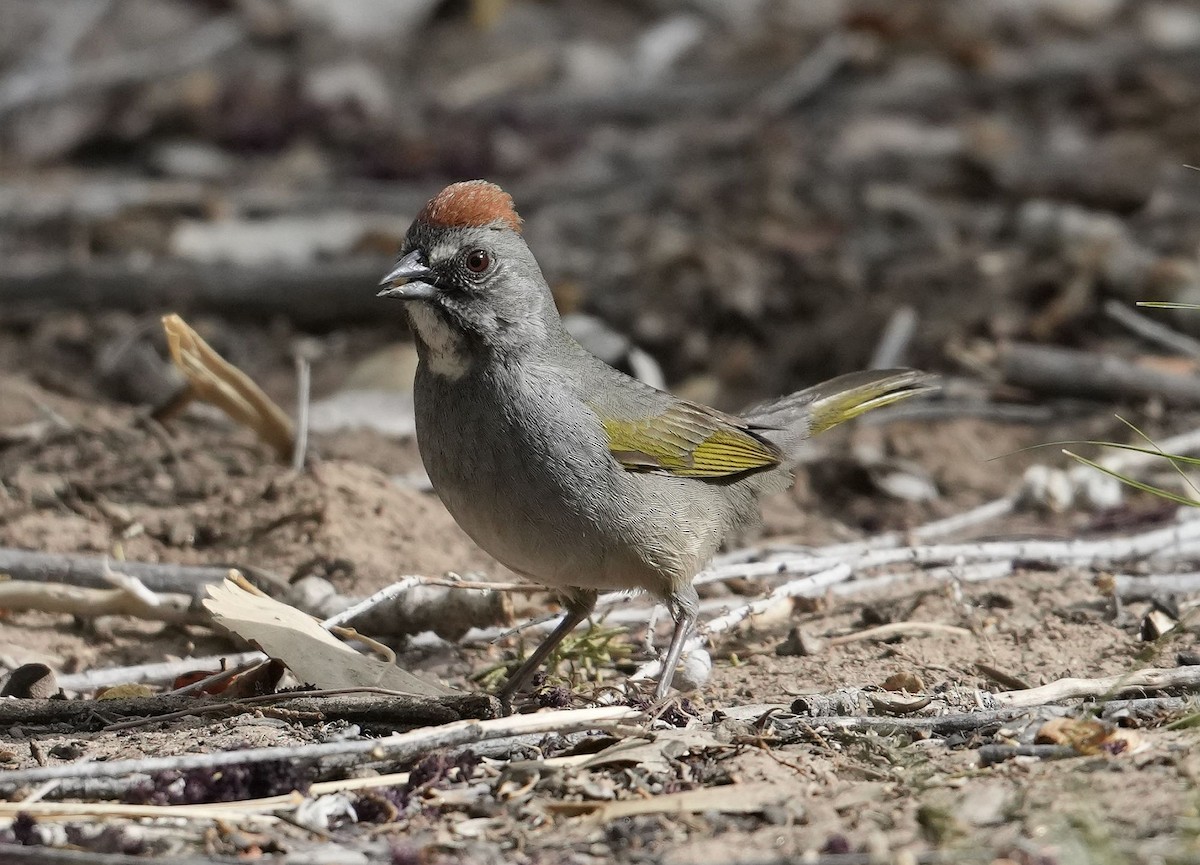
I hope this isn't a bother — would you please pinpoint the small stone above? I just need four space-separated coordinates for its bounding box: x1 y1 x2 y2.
1141 608 1177 641
0 663 58 699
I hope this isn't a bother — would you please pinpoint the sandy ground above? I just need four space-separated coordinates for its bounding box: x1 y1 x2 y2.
1 348 1197 863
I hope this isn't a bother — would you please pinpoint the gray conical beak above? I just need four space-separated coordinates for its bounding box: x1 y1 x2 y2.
378 250 437 300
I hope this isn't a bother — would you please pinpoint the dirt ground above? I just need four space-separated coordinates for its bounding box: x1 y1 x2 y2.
1 339 1198 863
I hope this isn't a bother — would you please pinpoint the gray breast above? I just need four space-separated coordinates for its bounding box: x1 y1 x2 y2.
412 364 727 597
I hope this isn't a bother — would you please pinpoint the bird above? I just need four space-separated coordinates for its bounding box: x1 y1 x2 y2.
378 180 936 705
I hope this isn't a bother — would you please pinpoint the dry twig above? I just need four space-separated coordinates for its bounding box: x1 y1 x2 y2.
0 706 643 791
0 580 201 625
993 665 1200 707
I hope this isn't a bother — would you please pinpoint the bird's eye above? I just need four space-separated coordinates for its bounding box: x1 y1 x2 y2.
465 248 491 274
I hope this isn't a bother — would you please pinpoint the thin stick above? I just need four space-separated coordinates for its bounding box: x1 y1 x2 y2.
869 305 918 370
0 581 201 625
829 560 1014 597
1103 299 1200 359
291 354 311 472
1000 341 1200 406
319 576 422 629
703 565 852 636
756 32 851 115
0 769 421 816
710 514 1200 580
0 800 284 823
0 548 259 598
826 621 973 647
908 496 1018 542
0 706 642 790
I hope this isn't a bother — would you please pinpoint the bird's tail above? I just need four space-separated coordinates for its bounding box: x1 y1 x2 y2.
746 369 937 458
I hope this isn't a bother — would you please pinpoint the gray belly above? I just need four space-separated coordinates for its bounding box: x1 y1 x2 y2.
413 368 725 598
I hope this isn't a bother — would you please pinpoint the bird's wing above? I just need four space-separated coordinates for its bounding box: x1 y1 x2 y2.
588 398 783 479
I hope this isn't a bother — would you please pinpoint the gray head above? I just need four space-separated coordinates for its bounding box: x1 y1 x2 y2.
379 181 562 363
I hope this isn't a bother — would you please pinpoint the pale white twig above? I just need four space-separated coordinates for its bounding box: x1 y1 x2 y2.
829 560 1014 597
291 354 311 472
101 560 161 607
19 778 63 805
319 576 422 630
826 621 972 646
1113 572 1200 596
908 496 1018 542
631 565 852 683
702 565 852 637
468 506 1200 654
993 666 1200 707
0 581 200 626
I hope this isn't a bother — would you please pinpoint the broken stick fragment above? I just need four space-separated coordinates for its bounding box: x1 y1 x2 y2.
160 313 295 461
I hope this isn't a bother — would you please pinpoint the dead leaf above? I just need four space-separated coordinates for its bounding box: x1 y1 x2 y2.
882 671 924 692
203 578 455 697
581 729 726 773
96 683 155 700
161 314 294 461
1035 717 1144 756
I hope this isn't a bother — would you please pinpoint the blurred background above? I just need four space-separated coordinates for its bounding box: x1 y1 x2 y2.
4 0 1200 416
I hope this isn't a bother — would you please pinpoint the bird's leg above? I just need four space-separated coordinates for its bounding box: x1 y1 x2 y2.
656 587 699 701
498 588 598 709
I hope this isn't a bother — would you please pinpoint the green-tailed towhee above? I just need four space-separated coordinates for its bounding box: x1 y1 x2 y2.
379 180 936 705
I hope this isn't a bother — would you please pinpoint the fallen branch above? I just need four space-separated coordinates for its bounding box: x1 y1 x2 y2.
0 767 418 818
471 508 1200 674
1000 342 1200 406
0 258 391 325
977 744 1077 767
0 548 285 599
993 665 1200 707
1103 299 1200 359
0 799 282 824
0 705 643 791
787 706 1050 737
1113 571 1200 598
0 690 454 729
300 576 514 641
829 561 1015 598
826 621 973 647
0 580 202 625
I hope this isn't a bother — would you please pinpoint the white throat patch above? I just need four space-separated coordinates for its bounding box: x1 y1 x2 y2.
407 304 470 379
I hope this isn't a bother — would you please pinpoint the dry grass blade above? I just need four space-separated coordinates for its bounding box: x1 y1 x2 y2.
1062 415 1200 508
162 313 294 461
